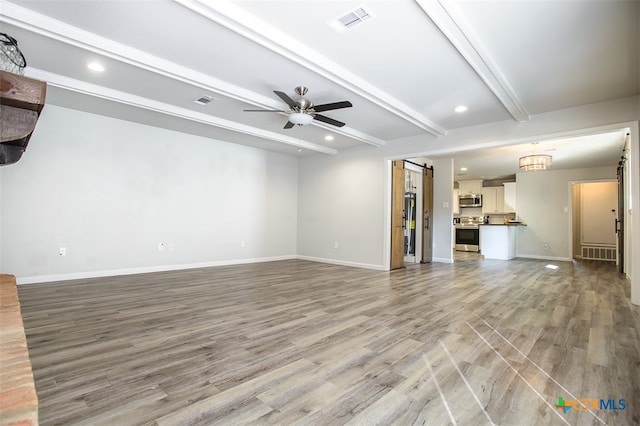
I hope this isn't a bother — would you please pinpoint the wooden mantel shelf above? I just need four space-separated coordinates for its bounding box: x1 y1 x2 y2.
0 70 47 166
0 274 38 425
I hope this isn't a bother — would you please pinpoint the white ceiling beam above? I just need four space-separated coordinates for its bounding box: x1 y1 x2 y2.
175 0 447 137
27 68 338 155
0 1 375 150
0 1 277 110
416 0 530 123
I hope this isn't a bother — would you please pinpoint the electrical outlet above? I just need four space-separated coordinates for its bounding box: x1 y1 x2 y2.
334 241 339 249
59 247 66 256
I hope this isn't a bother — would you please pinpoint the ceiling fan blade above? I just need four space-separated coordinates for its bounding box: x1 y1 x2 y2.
273 91 298 109
313 114 346 127
313 101 352 112
243 109 287 112
283 121 295 129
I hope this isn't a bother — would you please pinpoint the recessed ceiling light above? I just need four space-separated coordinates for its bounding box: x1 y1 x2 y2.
324 135 334 141
87 62 105 72
460 167 468 171
454 105 468 113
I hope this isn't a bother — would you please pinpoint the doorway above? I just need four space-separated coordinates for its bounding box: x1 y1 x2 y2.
404 165 422 264
390 160 434 270
571 181 618 264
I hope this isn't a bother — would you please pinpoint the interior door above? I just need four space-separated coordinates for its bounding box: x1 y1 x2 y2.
421 167 434 263
616 163 625 273
390 160 405 269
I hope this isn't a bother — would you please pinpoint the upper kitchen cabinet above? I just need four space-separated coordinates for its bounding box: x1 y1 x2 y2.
482 183 516 214
503 182 516 213
453 189 460 214
457 180 483 195
482 186 504 214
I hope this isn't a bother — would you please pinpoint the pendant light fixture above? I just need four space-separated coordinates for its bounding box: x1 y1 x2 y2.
519 143 552 171
0 33 27 75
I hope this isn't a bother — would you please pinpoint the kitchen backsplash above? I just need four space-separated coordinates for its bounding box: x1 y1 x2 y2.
485 213 517 224
454 212 516 224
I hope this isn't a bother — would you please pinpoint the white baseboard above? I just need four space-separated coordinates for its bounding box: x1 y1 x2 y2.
295 255 387 271
16 255 297 285
515 254 573 262
432 257 454 264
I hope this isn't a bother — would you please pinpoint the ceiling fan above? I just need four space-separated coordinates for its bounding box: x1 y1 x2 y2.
244 86 352 129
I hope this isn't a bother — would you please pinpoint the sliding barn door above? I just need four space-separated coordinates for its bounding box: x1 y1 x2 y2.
390 160 405 270
421 167 434 263
616 163 625 273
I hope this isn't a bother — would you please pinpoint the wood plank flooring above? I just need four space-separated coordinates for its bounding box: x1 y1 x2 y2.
16 257 640 425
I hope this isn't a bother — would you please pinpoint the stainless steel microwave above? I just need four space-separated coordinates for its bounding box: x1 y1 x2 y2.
459 194 482 207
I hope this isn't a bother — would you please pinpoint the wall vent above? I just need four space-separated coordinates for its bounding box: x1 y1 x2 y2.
193 95 214 106
327 5 375 32
581 245 616 261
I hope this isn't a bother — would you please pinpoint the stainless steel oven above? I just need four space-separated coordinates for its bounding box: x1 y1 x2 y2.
455 216 484 252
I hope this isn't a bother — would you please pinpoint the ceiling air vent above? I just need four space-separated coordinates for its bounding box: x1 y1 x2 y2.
193 95 214 106
327 5 375 33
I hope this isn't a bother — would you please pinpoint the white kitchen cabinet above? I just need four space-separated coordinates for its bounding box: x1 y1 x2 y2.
453 189 459 214
480 225 517 259
457 180 483 195
503 182 516 213
482 186 504 214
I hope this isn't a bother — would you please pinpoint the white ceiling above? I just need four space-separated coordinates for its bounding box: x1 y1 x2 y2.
427 130 630 181
1 0 638 172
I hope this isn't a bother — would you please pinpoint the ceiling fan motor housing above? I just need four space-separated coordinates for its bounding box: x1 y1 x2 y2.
294 86 308 96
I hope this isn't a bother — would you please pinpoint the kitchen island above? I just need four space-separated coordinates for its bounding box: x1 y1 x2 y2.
479 223 525 260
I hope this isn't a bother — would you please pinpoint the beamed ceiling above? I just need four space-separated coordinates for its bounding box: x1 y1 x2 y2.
1 0 638 178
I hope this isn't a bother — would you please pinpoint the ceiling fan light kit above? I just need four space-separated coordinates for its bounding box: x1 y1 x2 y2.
288 112 314 125
244 86 352 129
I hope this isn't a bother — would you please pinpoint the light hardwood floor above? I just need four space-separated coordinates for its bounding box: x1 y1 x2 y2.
17 258 640 425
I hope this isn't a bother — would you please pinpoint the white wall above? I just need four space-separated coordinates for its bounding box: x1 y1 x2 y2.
297 147 385 269
296 152 455 269
432 158 454 263
515 167 616 260
0 105 298 283
3 96 638 304
294 97 639 305
297 97 639 269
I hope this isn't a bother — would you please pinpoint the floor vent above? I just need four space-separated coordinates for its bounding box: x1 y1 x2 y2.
581 245 616 261
327 5 375 32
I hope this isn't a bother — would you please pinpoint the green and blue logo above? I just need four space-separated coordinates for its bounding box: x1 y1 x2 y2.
555 396 626 414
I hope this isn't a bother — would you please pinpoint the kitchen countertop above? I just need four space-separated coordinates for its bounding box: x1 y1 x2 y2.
480 223 526 226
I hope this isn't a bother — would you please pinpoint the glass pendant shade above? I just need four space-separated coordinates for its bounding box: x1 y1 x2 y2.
519 154 552 171
0 33 27 75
